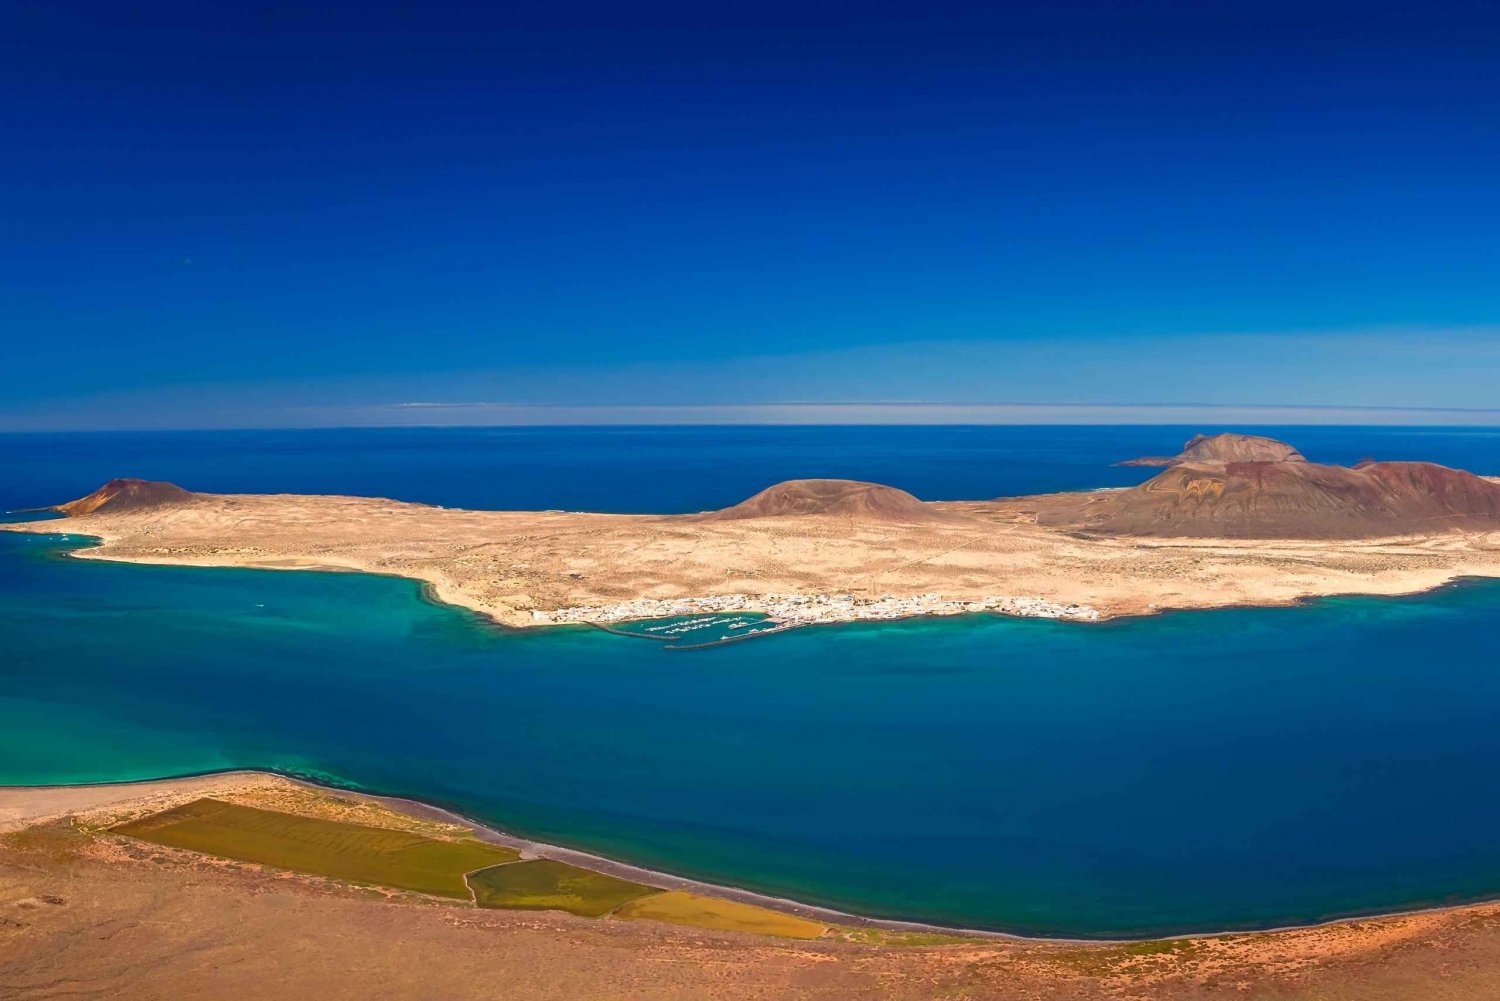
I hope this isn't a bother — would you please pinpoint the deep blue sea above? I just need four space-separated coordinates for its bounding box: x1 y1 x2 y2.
4 425 1500 938
5 424 1500 513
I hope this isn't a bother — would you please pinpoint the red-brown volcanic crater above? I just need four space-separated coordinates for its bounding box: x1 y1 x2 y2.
56 478 195 517
699 478 947 523
1048 436 1500 538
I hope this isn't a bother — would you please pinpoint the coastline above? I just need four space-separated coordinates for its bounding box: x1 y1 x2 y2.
0 770 1010 939
25 524 1500 641
534 591 1101 628
6 515 1500 632
11 768 1500 945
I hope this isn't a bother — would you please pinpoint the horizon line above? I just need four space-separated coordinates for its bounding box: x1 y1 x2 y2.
388 400 1500 414
8 400 1500 434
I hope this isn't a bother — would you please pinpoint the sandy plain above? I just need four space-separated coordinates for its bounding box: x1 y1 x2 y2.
7 774 1500 1001
6 488 1500 627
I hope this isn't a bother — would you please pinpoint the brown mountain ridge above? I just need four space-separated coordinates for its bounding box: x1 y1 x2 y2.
46 433 1500 540
55 478 195 517
1116 431 1307 467
1044 434 1500 538
698 478 946 523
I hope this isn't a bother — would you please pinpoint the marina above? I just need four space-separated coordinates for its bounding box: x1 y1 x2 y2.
588 613 791 649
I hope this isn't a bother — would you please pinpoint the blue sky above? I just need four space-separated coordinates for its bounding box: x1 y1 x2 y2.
4 1 1499 429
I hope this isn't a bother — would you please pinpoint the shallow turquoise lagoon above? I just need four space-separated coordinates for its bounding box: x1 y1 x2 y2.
4 528 1500 938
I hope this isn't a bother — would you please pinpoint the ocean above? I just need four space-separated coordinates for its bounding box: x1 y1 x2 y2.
3 425 1500 937
5 424 1500 514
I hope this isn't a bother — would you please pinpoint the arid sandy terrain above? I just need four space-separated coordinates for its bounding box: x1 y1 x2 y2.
7 483 1500 628
7 774 1500 1001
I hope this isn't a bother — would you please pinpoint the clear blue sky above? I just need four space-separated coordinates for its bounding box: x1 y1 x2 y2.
4 1 1499 429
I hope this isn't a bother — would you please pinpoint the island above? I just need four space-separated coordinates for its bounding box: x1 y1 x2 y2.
6 433 1500 631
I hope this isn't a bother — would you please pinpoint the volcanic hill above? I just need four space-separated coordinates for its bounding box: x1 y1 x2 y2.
1044 435 1500 538
56 478 195 517
700 478 944 523
1117 432 1307 467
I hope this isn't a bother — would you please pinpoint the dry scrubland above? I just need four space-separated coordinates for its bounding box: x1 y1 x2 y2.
8 775 1500 1000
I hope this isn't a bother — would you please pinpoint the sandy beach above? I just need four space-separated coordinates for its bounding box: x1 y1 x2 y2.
5 486 1500 630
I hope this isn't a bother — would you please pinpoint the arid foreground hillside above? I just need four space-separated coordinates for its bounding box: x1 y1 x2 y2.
6 433 1500 627
8 445 1500 1000
9 775 1500 1001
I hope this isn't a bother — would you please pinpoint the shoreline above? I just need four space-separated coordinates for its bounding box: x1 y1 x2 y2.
7 520 1500 634
25 526 1111 630
3 769 1015 940
10 767 1500 945
15 524 1500 638
534 591 1102 629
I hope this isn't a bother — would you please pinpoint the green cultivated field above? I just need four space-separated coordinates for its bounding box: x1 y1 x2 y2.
468 859 662 916
111 798 814 931
113 798 518 898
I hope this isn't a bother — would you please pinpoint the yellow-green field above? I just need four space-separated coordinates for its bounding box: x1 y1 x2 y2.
113 798 841 937
614 890 828 938
467 859 662 916
113 797 518 898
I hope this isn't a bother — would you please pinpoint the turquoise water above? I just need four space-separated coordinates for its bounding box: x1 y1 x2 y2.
5 526 1500 937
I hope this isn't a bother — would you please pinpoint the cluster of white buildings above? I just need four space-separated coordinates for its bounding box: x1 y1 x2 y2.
531 593 764 625
531 592 1100 627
